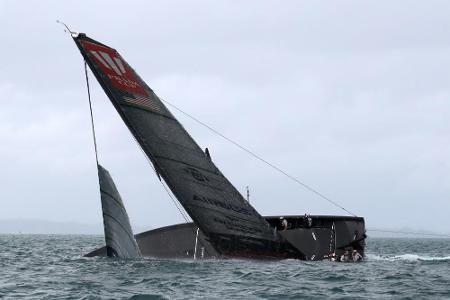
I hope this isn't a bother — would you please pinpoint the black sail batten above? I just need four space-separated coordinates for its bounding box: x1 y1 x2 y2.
73 33 303 258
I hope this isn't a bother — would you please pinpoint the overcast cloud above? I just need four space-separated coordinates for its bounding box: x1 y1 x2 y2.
1 1 449 234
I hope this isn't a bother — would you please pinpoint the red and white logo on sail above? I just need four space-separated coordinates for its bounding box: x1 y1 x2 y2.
82 40 164 114
90 50 126 76
81 41 147 96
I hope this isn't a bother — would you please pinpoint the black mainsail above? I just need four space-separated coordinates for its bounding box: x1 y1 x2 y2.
73 34 302 258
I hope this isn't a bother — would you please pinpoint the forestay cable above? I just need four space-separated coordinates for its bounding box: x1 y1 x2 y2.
84 60 99 167
160 98 356 217
118 116 192 224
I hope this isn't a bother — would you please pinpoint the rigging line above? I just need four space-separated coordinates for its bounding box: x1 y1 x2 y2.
134 147 210 251
158 178 210 252
159 177 209 256
142 154 210 252
137 150 192 223
84 60 99 167
367 229 450 238
124 126 192 223
128 137 209 249
160 98 356 217
160 179 192 223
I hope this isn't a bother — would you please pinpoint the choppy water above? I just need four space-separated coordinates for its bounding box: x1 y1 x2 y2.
0 235 449 299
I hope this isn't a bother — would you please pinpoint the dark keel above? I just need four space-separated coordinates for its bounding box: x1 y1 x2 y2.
97 165 141 258
86 215 365 260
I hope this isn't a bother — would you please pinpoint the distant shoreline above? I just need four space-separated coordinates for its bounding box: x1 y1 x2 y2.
0 219 150 235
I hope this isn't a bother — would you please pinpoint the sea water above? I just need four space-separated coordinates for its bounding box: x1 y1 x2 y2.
0 235 448 299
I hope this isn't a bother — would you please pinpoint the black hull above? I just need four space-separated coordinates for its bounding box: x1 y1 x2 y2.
86 215 365 261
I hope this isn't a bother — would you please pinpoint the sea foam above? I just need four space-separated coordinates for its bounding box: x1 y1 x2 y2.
367 253 450 261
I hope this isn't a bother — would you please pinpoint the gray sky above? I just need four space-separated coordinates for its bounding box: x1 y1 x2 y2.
1 0 449 234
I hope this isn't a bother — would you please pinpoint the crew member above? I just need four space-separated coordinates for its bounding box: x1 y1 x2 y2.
340 249 351 262
280 218 288 231
205 147 211 160
352 250 363 262
303 213 313 227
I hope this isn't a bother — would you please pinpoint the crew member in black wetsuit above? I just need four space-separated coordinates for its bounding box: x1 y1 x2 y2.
352 250 363 262
280 217 288 231
205 147 211 160
341 249 351 262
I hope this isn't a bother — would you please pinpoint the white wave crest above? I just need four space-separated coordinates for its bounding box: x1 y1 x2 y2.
366 253 450 262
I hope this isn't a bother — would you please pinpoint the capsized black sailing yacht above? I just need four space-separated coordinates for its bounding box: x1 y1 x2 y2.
71 32 365 260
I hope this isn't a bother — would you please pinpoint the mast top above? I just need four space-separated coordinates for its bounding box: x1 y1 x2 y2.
56 20 79 38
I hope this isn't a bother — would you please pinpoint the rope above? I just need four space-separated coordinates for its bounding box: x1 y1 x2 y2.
121 122 192 224
84 60 99 166
144 157 209 253
158 171 192 223
367 229 450 238
160 98 356 216
111 112 192 223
